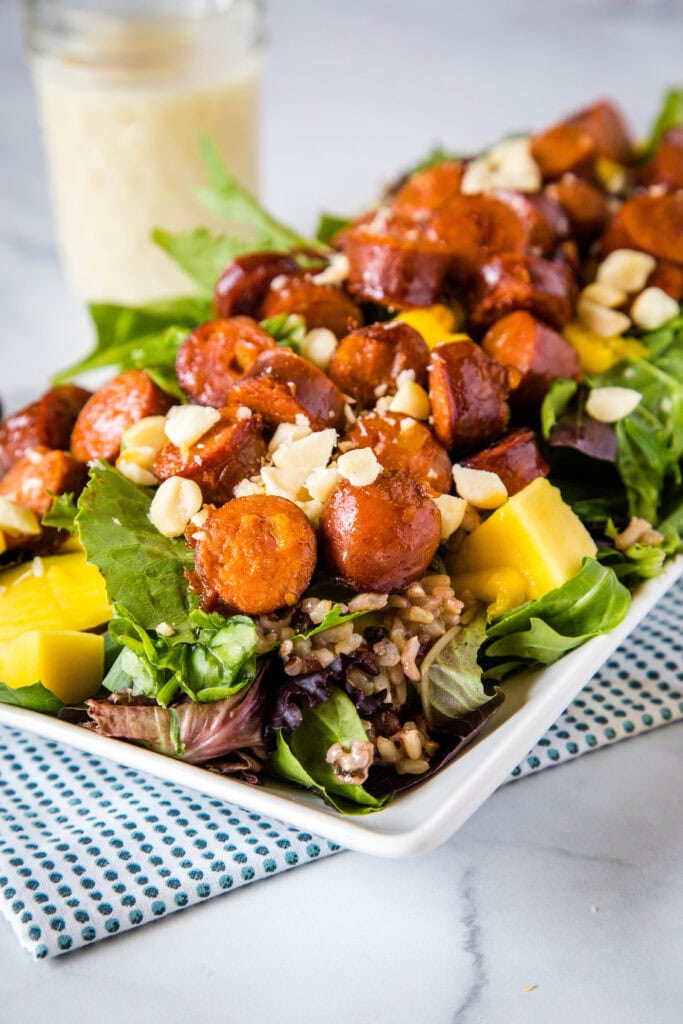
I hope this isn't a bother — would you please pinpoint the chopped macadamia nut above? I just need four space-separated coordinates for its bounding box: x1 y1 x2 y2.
577 298 631 338
260 466 309 501
596 249 657 293
268 415 312 453
271 428 338 470
300 328 339 371
0 497 41 537
121 415 167 454
434 494 468 540
388 380 431 420
156 621 176 637
190 508 209 527
312 252 350 285
580 282 627 309
164 405 221 449
630 287 679 331
235 406 253 421
462 136 541 194
337 448 383 487
233 478 265 498
586 386 641 423
149 476 203 537
452 464 508 509
115 451 159 487
305 465 339 504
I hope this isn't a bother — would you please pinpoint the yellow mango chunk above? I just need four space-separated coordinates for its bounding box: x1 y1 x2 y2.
450 567 529 619
0 552 112 642
563 321 648 374
395 305 469 349
0 630 104 703
449 478 597 604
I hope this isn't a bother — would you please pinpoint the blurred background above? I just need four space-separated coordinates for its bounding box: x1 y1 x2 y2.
2 0 683 401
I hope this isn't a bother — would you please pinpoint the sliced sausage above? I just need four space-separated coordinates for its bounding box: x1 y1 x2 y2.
546 174 610 245
327 321 430 409
175 317 276 408
262 272 363 339
319 470 441 593
530 123 596 181
342 410 452 494
461 429 549 495
342 209 453 307
563 100 634 164
468 254 578 333
481 311 581 410
0 447 88 519
228 348 346 431
391 160 465 214
646 260 683 303
189 494 316 615
214 251 300 319
71 370 172 463
0 385 91 473
153 408 267 505
428 341 510 453
425 193 534 280
637 127 683 191
600 192 683 264
491 190 560 254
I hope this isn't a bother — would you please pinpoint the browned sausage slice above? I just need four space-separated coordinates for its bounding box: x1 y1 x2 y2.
342 410 452 494
176 317 276 408
545 174 610 245
425 194 533 280
71 370 172 463
327 321 430 409
600 193 683 264
530 123 596 181
637 127 683 191
391 160 465 214
189 494 317 615
319 470 441 593
0 446 88 519
468 254 578 333
481 311 581 410
563 100 634 164
428 341 510 453
214 252 300 319
262 272 363 339
461 429 549 495
0 385 91 473
153 408 267 505
228 348 346 431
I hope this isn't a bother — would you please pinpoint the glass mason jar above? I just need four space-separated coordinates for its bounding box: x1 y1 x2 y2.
24 0 264 304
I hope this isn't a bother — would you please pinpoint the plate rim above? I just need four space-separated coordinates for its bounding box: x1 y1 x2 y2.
0 556 681 858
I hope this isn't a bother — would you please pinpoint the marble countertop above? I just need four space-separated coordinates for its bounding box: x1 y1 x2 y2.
1 0 682 1020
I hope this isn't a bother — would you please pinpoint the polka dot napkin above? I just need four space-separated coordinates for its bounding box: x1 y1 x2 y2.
1 580 681 959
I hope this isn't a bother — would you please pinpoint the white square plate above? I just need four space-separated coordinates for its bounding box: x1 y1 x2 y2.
0 557 680 857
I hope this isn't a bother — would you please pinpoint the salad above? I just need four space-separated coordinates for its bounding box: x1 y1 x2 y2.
0 93 681 815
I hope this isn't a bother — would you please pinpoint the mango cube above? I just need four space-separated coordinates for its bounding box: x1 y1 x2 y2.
449 478 597 608
563 321 648 374
0 630 104 703
0 552 112 642
395 305 469 349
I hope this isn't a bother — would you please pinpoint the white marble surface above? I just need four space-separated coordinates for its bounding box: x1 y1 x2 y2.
1 0 682 1019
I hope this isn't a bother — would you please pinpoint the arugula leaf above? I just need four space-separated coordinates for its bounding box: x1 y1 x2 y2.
541 378 578 441
76 463 198 637
315 212 352 246
482 558 630 682
404 145 462 176
419 612 499 730
42 492 78 532
0 681 65 715
259 313 306 353
269 687 389 814
642 88 683 159
196 138 310 251
152 227 254 294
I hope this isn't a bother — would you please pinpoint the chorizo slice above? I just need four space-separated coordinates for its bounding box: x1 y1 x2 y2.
214 252 300 319
638 127 683 191
461 429 549 495
71 370 172 463
319 470 441 593
228 348 346 431
175 317 276 408
481 311 581 410
342 410 452 494
646 260 683 303
262 272 363 339
391 160 465 214
563 100 634 164
0 384 91 473
600 192 683 264
491 190 560 254
530 123 596 181
468 254 578 333
189 494 316 615
428 340 510 453
545 174 610 245
0 447 88 554
327 321 430 409
153 408 267 505
341 210 453 308
425 193 533 280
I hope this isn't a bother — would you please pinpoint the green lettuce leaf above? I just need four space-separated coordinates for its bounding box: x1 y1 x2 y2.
597 519 681 584
152 227 254 295
0 681 65 715
42 492 78 532
419 612 499 730
315 212 352 246
540 378 579 441
259 313 306 353
642 88 683 159
482 558 631 682
268 688 390 814
76 463 198 638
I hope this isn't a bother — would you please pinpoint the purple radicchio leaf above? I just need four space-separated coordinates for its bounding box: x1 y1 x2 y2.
364 692 504 799
270 649 389 732
80 661 268 764
549 414 618 463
